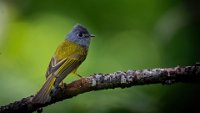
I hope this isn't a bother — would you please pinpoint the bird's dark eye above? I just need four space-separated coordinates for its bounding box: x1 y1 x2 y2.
78 33 83 37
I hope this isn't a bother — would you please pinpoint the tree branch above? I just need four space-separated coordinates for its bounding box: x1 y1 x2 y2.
0 64 200 113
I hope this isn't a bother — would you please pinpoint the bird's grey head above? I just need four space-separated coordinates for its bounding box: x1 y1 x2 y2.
67 24 95 48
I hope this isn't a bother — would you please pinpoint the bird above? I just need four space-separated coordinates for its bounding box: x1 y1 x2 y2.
32 24 95 104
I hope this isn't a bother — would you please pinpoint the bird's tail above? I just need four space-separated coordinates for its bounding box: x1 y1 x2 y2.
32 75 56 104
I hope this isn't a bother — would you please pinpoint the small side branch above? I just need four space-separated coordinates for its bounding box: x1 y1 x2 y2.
0 64 200 113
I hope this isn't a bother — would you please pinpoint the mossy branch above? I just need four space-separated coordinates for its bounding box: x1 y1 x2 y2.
0 64 200 113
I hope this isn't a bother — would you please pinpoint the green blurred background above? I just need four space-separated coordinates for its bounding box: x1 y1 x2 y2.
0 0 200 113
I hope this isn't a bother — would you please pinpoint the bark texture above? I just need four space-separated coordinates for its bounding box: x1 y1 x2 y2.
0 64 200 113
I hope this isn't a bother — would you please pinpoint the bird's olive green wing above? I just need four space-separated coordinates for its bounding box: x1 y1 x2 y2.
45 57 67 79
55 54 86 75
45 53 86 81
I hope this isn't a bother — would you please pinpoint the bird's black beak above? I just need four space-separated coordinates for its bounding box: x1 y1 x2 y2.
90 34 95 37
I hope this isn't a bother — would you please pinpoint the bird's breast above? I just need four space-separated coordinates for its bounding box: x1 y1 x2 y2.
54 40 87 61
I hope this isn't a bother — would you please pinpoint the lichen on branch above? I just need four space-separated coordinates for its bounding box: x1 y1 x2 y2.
0 64 200 113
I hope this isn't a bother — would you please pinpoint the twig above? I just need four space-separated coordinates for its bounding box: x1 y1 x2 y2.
0 64 200 113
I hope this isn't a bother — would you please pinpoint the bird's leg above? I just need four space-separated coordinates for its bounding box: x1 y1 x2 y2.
61 81 65 88
76 73 82 78
74 72 82 78
72 69 82 78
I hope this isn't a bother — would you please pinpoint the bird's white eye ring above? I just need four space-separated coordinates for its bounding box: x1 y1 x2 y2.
78 33 84 37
